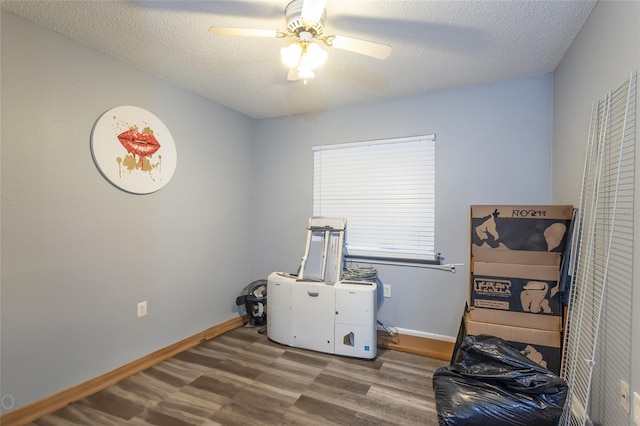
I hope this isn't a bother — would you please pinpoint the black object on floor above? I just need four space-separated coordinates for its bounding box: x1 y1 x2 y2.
433 334 568 426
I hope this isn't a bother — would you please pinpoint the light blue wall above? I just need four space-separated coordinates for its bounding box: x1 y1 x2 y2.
1 11 255 413
553 0 640 421
253 74 554 338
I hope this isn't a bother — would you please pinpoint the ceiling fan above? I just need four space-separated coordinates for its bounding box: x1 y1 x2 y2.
209 0 392 83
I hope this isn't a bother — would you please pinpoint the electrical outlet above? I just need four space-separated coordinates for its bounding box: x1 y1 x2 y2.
383 284 392 298
633 391 640 425
137 301 147 318
621 380 630 413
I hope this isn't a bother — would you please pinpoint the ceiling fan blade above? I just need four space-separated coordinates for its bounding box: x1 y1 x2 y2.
328 35 392 59
209 27 279 38
301 0 327 24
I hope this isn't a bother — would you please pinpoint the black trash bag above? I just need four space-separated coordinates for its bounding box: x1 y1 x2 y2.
433 334 568 426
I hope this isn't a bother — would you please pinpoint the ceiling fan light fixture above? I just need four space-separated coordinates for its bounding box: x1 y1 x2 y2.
282 39 327 80
305 42 327 68
281 42 303 68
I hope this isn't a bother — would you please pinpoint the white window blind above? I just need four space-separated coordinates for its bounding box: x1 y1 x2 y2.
313 135 436 262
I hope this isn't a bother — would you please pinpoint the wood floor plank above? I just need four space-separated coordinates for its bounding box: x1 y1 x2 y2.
74 388 146 420
301 385 369 416
172 350 225 370
253 368 315 394
151 356 212 381
28 327 444 425
151 390 223 420
287 394 359 425
31 403 129 426
267 355 325 380
129 405 199 426
279 349 333 369
313 371 371 395
209 358 265 381
362 385 440 425
186 374 245 401
177 383 230 409
210 400 290 426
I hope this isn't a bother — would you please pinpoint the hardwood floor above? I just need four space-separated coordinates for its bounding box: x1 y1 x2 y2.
29 326 448 425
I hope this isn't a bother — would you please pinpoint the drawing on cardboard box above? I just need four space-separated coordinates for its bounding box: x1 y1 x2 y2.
473 276 560 315
472 209 568 252
521 281 559 314
521 344 548 368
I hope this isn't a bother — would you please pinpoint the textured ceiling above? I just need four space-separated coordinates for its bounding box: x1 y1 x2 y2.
2 0 597 119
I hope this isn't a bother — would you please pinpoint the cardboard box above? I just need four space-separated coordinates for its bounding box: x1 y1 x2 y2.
471 205 573 255
472 248 562 266
465 316 562 375
468 307 562 332
472 262 561 313
470 262 562 331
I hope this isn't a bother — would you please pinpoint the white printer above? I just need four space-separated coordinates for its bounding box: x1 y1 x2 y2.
267 217 377 359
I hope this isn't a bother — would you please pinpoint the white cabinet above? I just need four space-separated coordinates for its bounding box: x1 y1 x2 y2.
267 272 377 359
334 281 377 358
292 282 335 353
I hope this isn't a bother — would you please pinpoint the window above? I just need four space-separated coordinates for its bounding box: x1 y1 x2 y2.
313 135 436 264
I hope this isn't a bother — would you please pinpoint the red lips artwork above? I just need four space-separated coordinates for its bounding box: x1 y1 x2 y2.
117 128 161 170
91 106 177 194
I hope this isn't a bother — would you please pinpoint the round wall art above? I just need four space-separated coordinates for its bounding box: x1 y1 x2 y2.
91 105 177 194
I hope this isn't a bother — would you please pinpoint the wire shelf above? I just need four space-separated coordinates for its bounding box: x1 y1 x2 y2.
561 71 636 426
